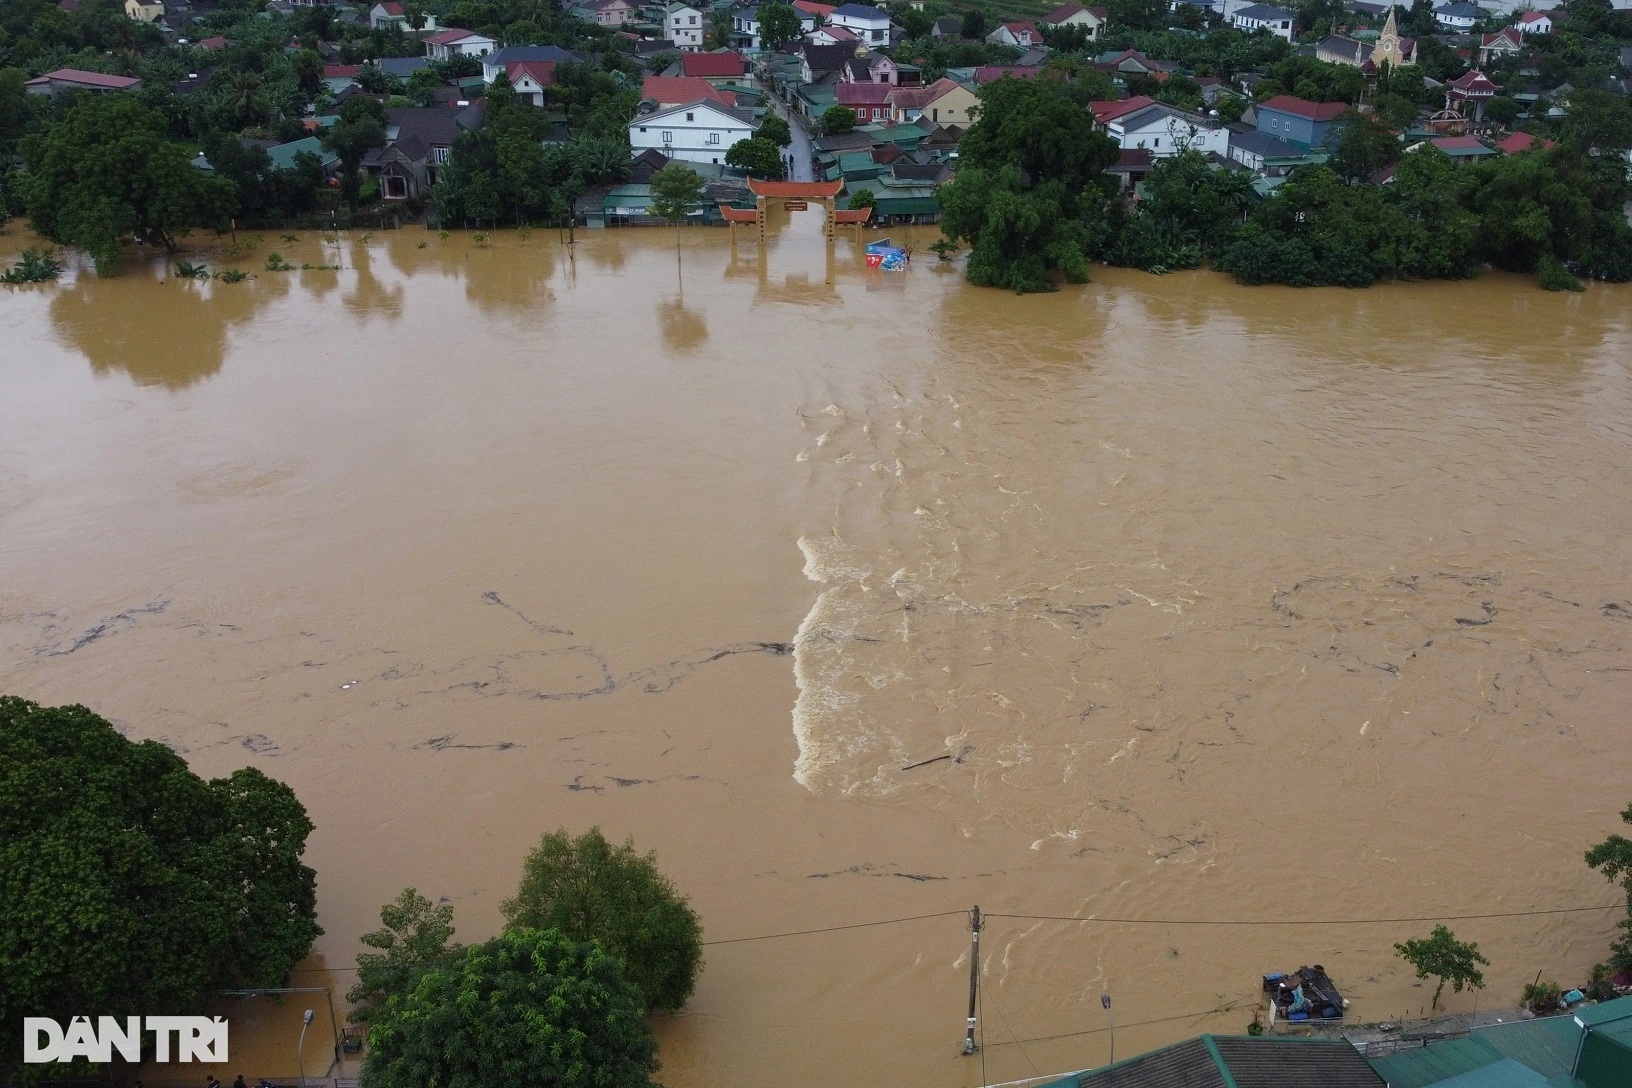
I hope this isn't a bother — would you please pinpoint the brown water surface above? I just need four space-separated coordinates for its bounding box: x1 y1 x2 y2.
2 216 1629 1087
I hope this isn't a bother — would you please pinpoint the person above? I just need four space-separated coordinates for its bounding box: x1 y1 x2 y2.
234 1077 248 1088
207 1077 222 1088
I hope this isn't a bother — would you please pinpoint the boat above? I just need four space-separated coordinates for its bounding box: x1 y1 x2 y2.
1263 964 1348 1024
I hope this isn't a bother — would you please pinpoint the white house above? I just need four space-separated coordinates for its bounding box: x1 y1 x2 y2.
1041 3 1109 38
629 99 758 166
666 3 704 49
1105 103 1229 157
733 3 818 49
1513 9 1552 32
828 2 890 43
423 28 498 60
985 20 1045 48
1229 3 1295 39
1433 2 1483 29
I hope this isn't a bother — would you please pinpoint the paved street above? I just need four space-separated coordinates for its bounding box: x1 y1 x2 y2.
758 77 816 182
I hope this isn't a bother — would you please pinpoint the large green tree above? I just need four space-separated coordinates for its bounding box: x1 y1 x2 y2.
323 94 388 206
1586 803 1632 969
19 94 236 274
0 697 321 1075
650 160 704 255
346 888 462 1025
758 2 803 51
501 827 703 1012
937 76 1119 292
361 929 659 1088
725 136 785 179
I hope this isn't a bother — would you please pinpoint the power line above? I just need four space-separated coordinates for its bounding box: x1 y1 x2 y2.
985 998 1259 1050
984 985 1040 1078
701 909 966 946
987 904 1622 927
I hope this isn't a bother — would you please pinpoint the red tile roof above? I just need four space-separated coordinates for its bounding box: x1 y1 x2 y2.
375 1 405 14
887 76 964 111
1516 10 1551 22
507 60 557 87
1430 135 1485 150
1257 94 1348 121
835 81 894 105
681 51 745 78
1089 95 1155 124
974 65 1043 83
322 64 362 78
425 27 484 44
198 35 227 49
1448 68 1498 94
793 0 835 15
1043 2 1087 23
641 75 736 106
1496 130 1554 153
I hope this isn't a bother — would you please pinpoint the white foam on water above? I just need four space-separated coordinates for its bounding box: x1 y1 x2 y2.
792 534 880 791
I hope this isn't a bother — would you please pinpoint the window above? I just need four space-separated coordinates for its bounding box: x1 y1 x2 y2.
708 132 720 144
686 112 694 121
690 14 696 22
663 130 672 142
433 146 450 163
640 126 648 132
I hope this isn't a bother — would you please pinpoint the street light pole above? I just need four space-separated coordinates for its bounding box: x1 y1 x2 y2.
1101 992 1115 1068
297 1008 315 1088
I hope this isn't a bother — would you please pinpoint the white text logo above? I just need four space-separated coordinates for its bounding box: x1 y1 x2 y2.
23 1016 228 1063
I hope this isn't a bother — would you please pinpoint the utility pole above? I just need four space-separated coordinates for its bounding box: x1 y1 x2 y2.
963 905 982 1055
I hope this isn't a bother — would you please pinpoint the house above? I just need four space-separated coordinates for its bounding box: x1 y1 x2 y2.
800 42 860 83
836 80 893 121
1255 94 1346 147
929 14 961 37
666 3 704 49
124 0 163 21
1411 133 1496 161
794 0 836 18
1228 128 1304 174
376 56 429 79
364 104 484 199
1497 129 1553 153
642 75 737 107
368 1 406 29
508 61 557 105
681 51 746 82
1099 48 1177 76
423 29 498 61
629 99 759 165
264 135 341 178
23 69 143 95
986 21 1044 48
1316 35 1370 65
1479 26 1521 64
828 2 891 43
1229 3 1295 39
482 45 580 85
1042 3 1109 38
886 77 978 124
1035 1035 1386 1088
808 23 860 44
1368 996 1632 1088
1514 9 1553 32
1089 94 1155 126
1104 102 1228 156
1433 1 1483 30
973 64 1044 83
577 0 635 26
837 51 913 85
1445 67 1498 118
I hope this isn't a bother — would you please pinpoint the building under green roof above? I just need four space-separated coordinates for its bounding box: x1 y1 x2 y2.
1370 998 1632 1088
266 136 338 172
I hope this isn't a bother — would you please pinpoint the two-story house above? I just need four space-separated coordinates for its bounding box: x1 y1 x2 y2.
1104 102 1229 156
666 3 704 49
828 2 891 44
482 45 581 85
1254 94 1347 148
1433 1 1483 30
1229 3 1295 39
423 29 498 61
629 99 759 165
985 20 1044 47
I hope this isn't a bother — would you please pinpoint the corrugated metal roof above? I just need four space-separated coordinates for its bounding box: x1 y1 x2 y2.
1418 1057 1558 1088
1369 1037 1504 1088
1572 997 1632 1028
1479 1016 1581 1077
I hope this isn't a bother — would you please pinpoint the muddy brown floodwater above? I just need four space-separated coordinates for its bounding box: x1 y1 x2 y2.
2 212 1630 1088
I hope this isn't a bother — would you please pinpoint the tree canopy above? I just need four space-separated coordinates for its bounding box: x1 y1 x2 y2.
20 94 236 273
758 2 803 51
323 94 388 206
360 929 659 1088
1394 925 1489 1010
0 697 321 1075
725 136 785 179
501 827 703 1012
937 76 1119 293
346 888 463 1025
1586 802 1632 969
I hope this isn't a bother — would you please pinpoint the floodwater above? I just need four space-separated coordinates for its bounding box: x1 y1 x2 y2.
2 212 1630 1088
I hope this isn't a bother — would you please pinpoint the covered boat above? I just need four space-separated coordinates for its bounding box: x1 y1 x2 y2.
1263 964 1347 1024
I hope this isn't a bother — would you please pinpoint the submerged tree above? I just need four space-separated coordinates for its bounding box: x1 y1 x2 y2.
19 95 236 274
361 930 659 1088
650 160 705 258
1586 802 1632 969
0 697 322 1076
1395 925 1489 1011
501 827 703 1012
346 888 463 1025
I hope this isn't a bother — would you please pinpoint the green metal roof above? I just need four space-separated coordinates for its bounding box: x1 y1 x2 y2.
1423 1057 1559 1088
1572 997 1632 1028
1370 1037 1504 1088
266 136 337 171
1480 1015 1583 1078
